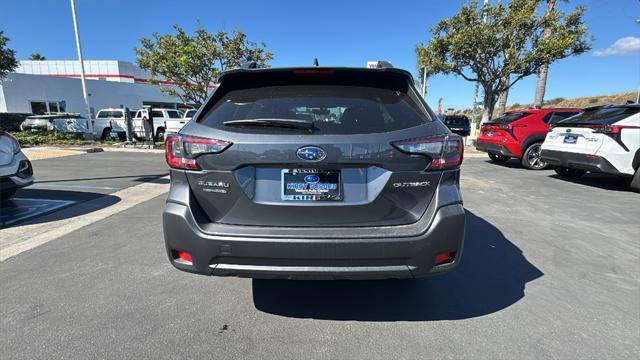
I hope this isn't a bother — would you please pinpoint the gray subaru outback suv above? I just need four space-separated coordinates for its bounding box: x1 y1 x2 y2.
163 65 465 280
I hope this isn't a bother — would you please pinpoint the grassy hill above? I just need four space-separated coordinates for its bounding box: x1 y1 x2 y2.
508 91 638 110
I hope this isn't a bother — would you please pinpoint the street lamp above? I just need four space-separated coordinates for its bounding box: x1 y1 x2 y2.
70 0 94 139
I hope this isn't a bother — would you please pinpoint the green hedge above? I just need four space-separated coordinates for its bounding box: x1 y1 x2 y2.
11 131 90 146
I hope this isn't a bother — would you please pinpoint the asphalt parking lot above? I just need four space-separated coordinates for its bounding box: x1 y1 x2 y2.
0 153 638 359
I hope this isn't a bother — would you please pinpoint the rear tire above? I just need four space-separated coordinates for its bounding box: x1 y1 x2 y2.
489 153 510 163
100 128 111 140
553 166 586 179
521 142 547 170
155 128 165 142
628 168 640 193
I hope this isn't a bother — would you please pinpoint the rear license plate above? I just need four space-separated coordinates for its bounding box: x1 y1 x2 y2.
281 169 341 201
564 135 578 144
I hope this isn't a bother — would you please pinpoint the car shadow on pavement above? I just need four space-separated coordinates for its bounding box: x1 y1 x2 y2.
548 174 632 192
252 211 543 321
0 189 120 228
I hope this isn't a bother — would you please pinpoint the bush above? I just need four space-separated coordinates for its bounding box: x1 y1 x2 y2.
10 131 89 146
588 97 600 104
0 113 31 132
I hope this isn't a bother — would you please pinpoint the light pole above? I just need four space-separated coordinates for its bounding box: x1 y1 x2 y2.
70 0 94 139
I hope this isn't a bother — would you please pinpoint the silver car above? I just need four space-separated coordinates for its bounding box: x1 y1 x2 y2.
0 132 34 200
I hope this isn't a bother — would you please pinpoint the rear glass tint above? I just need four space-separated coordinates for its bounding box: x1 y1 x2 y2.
490 112 530 124
200 85 429 134
558 106 639 126
444 116 469 126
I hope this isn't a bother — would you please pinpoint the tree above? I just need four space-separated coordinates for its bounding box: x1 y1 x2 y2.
0 30 18 81
416 0 591 122
135 25 273 105
29 53 46 60
534 0 561 109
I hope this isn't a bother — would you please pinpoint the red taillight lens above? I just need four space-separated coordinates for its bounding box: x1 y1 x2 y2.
593 125 620 134
173 250 193 265
392 135 464 170
165 134 231 170
434 252 455 265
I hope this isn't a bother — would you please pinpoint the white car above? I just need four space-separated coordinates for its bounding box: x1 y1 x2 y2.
541 104 640 192
93 108 137 140
132 108 184 141
163 109 196 140
0 132 34 200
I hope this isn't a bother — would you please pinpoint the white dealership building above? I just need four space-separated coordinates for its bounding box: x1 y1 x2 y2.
0 60 189 116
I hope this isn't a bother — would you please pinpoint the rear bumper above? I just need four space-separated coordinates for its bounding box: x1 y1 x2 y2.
475 140 518 158
541 150 626 176
0 153 34 193
163 201 465 280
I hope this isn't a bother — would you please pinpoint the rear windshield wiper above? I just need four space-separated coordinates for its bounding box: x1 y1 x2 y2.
223 118 315 131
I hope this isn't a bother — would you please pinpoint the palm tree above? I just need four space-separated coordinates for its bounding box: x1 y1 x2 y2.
534 0 559 108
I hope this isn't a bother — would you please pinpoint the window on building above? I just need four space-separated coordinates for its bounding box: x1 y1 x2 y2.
30 101 47 115
48 102 60 113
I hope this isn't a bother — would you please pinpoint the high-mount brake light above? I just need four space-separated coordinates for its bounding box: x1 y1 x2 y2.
292 69 335 75
392 135 464 170
165 134 231 170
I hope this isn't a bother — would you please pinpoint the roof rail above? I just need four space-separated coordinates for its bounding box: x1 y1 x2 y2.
241 61 258 69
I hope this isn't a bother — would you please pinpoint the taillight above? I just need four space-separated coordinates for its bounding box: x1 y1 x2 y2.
163 120 167 129
2 133 21 154
109 120 112 128
591 125 640 134
165 134 231 170
392 135 463 170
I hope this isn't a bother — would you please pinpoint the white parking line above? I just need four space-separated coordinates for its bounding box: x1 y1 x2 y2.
30 183 122 190
0 198 75 227
0 177 169 262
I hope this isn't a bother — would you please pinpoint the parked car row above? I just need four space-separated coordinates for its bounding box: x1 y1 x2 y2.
475 104 640 192
17 107 197 141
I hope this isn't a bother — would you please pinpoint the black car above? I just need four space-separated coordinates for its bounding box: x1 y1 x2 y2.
442 115 471 137
163 65 465 280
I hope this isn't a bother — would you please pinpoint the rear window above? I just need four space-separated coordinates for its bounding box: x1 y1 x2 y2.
96 110 123 119
558 106 639 126
200 85 428 134
167 110 182 119
444 116 469 126
185 110 196 117
489 112 530 124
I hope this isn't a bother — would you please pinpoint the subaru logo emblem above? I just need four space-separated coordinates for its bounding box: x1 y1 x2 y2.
304 174 320 184
297 146 326 161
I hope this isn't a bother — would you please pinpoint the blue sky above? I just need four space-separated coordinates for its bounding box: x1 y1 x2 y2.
1 0 639 109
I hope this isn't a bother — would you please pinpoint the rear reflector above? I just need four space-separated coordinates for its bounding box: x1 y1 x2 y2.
434 252 455 266
165 134 231 170
392 135 464 170
173 250 193 264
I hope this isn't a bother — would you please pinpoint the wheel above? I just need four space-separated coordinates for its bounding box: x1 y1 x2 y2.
553 166 586 179
100 128 111 140
521 143 548 170
628 168 640 193
489 153 510 163
155 128 165 142
0 189 17 202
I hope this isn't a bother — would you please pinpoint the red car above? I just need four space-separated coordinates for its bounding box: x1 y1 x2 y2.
476 108 581 169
